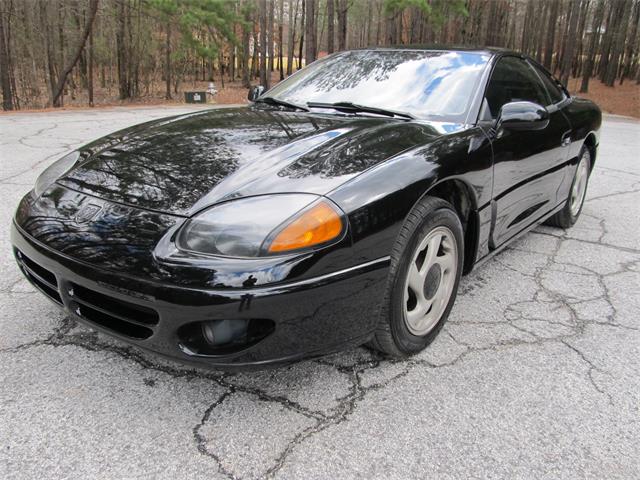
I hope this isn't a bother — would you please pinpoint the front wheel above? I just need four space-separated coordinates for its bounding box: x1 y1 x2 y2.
545 147 591 228
368 197 464 357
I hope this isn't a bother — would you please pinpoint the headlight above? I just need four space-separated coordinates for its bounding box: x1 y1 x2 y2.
34 151 80 197
177 194 346 257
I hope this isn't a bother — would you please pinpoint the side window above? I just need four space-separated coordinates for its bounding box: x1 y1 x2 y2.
529 61 566 105
484 57 550 119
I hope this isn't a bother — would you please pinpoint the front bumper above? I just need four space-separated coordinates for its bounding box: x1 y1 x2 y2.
11 222 389 369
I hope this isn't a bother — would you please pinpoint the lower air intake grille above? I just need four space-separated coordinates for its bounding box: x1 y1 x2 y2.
69 283 157 339
15 249 62 305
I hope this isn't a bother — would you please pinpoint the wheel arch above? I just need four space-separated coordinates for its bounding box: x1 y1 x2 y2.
415 177 480 275
583 131 598 172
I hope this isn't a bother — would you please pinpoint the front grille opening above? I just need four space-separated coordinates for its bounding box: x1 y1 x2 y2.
70 283 159 325
15 250 62 305
24 269 62 304
71 302 153 339
178 319 275 356
18 251 57 287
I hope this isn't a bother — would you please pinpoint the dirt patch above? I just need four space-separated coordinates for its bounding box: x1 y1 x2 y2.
0 73 282 115
566 77 640 119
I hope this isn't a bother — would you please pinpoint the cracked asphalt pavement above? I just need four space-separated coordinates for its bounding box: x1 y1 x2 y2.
1 106 639 479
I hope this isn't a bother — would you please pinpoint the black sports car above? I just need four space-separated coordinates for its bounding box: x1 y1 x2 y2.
11 47 601 368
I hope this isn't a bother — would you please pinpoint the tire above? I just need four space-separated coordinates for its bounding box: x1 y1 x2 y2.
545 146 591 229
368 196 464 357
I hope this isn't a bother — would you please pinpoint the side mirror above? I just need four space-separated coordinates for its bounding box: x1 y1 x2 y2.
497 101 549 131
247 85 265 102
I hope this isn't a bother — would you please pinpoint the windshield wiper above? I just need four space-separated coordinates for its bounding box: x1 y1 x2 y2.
255 96 309 112
306 101 415 120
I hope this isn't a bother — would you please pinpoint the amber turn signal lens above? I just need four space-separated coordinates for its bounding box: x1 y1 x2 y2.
268 201 343 253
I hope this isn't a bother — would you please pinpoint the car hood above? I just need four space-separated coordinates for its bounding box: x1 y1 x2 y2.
57 106 459 216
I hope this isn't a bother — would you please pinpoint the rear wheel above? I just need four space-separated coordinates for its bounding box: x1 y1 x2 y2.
368 197 464 357
545 147 591 228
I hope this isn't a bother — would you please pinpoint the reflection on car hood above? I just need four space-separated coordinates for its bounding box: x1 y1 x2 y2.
57 106 460 216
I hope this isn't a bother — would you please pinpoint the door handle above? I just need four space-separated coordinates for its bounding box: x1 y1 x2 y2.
561 131 571 147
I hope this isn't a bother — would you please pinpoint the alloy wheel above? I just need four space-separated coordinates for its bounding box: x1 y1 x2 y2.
570 152 590 217
403 226 458 336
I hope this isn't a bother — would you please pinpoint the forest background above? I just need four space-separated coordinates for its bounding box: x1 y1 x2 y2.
0 0 638 117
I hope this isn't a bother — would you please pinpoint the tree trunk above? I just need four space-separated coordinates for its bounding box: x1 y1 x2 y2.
51 0 98 107
251 30 259 78
165 21 171 100
337 0 347 51
621 0 640 84
534 1 549 63
286 0 297 75
305 0 316 64
259 0 270 88
484 0 498 46
298 0 305 69
386 10 398 45
71 0 88 89
559 0 580 87
230 47 236 81
573 0 591 78
580 0 605 93
544 0 559 70
88 26 94 106
241 2 251 87
521 0 535 55
268 0 275 72
40 1 57 105
604 0 631 86
219 51 225 88
278 0 284 80
58 0 65 105
327 0 335 54
116 0 129 100
0 2 13 110
598 1 616 79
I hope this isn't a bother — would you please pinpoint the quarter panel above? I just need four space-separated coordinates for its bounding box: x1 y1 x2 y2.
563 97 602 160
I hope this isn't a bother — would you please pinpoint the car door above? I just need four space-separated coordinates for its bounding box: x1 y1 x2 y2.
484 56 572 248
527 60 576 206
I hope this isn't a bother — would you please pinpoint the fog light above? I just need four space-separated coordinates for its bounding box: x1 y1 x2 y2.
201 319 249 346
177 318 275 356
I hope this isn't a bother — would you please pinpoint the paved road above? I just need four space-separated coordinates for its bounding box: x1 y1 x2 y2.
1 107 639 479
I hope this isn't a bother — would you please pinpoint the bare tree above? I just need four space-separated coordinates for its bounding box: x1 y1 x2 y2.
327 0 335 54
298 0 305 69
88 20 94 106
268 0 275 72
116 0 129 99
164 20 171 99
305 0 316 63
259 0 270 88
559 0 581 87
337 0 347 50
581 0 606 92
621 0 640 83
0 1 13 110
287 0 298 75
598 1 616 79
51 0 99 107
241 1 252 87
1 0 639 110
604 0 632 86
278 0 284 80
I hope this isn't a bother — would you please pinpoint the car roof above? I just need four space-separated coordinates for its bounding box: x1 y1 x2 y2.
350 45 517 57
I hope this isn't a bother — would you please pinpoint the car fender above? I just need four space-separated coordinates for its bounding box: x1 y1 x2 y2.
327 126 493 269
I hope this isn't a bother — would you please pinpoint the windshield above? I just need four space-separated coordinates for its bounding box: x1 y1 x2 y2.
265 50 491 122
